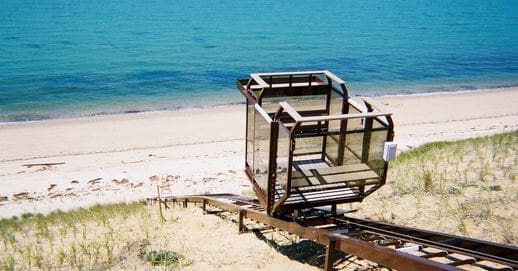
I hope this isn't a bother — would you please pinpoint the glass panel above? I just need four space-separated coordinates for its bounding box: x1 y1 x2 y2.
325 134 339 164
324 89 345 165
366 126 390 181
275 127 290 198
331 82 345 97
329 88 345 114
343 131 363 165
259 98 279 115
288 95 327 113
293 136 323 156
325 119 342 165
261 95 327 115
253 107 271 195
342 105 363 165
373 117 389 129
292 135 326 181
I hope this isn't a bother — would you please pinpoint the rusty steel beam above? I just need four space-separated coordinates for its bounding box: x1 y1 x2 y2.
239 207 459 271
169 195 460 270
156 195 517 271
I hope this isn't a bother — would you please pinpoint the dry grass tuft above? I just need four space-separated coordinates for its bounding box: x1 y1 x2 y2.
354 131 517 245
0 202 327 270
0 202 163 270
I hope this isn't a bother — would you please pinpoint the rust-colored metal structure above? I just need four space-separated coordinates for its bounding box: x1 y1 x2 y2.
236 70 395 215
152 194 518 271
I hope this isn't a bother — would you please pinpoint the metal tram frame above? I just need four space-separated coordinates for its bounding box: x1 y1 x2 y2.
236 71 395 216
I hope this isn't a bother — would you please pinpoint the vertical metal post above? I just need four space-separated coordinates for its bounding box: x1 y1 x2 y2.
361 117 373 163
336 84 350 166
183 199 188 208
361 104 374 163
245 100 249 169
322 85 332 161
202 199 207 214
380 115 395 186
238 209 245 233
360 104 375 195
336 100 349 166
324 238 337 271
267 121 279 215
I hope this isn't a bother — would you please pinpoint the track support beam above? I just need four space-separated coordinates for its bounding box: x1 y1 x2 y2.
150 194 518 271
325 238 337 271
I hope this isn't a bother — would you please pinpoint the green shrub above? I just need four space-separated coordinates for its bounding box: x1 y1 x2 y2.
138 249 184 267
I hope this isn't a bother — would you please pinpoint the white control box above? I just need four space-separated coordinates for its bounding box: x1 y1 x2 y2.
383 142 397 161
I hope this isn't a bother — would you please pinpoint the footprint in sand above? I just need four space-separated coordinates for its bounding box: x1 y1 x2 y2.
88 178 102 185
13 192 29 200
112 178 129 185
162 175 178 182
132 182 144 188
36 165 51 172
49 193 62 199
160 182 171 188
202 177 216 183
48 184 57 191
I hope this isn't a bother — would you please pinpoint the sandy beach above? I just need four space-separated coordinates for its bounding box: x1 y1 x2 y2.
1 87 517 218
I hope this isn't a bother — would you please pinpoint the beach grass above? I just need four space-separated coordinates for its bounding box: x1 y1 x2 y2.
356 131 517 244
0 132 516 270
392 131 516 195
0 202 193 270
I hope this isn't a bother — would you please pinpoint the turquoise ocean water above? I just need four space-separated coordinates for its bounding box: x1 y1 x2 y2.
1 0 517 122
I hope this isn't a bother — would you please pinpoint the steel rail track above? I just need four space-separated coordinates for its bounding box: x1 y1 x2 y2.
330 216 518 268
149 194 518 271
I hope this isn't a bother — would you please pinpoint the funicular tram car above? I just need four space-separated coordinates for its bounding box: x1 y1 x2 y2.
236 71 397 216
